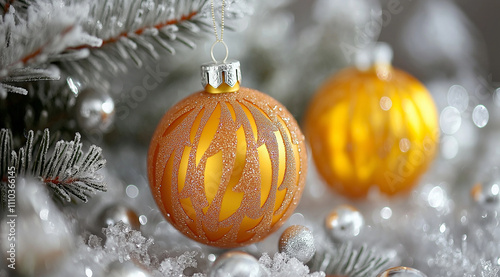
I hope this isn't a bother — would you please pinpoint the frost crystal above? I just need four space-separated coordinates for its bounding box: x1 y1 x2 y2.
259 253 325 277
159 251 198 276
479 260 500 277
78 222 202 277
104 221 153 265
87 234 103 249
425 224 500 277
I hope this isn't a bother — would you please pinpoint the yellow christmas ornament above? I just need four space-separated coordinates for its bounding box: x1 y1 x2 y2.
305 47 439 198
147 0 306 248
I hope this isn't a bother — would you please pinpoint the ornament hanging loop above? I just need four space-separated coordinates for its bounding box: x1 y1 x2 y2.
210 40 229 63
210 0 228 63
202 0 241 94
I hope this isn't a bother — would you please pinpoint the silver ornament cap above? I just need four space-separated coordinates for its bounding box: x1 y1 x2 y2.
201 60 242 94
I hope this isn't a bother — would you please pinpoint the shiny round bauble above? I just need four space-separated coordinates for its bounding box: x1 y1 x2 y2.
208 251 267 277
106 260 152 277
377 266 427 277
75 87 115 133
305 64 439 198
97 203 141 231
148 87 307 248
278 225 316 263
325 205 364 242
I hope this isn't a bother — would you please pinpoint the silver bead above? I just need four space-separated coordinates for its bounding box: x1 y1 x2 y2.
471 179 500 209
75 87 115 133
325 205 364 242
106 260 152 277
97 203 141 231
278 225 316 263
378 266 427 277
209 251 268 277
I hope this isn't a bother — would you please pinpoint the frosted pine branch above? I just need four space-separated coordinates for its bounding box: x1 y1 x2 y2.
308 242 391 277
0 128 107 204
0 1 101 73
0 1 102 93
0 0 215 92
0 0 31 16
60 0 211 82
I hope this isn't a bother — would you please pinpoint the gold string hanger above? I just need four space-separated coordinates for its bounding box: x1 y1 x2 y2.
201 0 241 93
210 0 228 63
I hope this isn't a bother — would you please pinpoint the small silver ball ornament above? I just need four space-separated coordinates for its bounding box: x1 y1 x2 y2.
75 87 115 133
208 251 268 277
471 179 500 209
106 260 152 277
377 266 427 277
278 225 316 263
325 205 364 242
97 203 141 231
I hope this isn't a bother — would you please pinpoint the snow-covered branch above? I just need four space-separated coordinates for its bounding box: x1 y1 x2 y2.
0 0 212 93
0 128 107 204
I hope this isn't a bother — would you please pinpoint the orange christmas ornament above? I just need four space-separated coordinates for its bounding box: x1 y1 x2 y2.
148 65 306 247
148 2 306 246
305 46 439 198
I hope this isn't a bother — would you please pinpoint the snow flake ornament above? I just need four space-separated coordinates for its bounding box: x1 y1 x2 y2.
147 0 307 248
